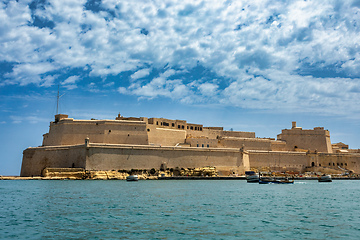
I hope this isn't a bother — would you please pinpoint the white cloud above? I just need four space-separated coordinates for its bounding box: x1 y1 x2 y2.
10 115 48 124
130 68 151 80
62 76 79 85
1 0 360 117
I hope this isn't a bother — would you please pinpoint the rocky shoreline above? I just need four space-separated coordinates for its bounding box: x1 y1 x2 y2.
1 175 360 180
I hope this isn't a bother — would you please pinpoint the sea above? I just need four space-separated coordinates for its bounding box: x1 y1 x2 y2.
1 180 360 239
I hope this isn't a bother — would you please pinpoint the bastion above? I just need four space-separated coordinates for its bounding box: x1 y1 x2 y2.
20 114 360 177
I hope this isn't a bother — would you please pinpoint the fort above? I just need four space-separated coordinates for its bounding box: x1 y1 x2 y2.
20 113 360 179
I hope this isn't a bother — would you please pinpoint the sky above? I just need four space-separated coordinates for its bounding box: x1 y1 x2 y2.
1 0 360 176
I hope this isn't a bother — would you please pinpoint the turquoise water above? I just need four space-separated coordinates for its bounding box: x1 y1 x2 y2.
1 180 360 239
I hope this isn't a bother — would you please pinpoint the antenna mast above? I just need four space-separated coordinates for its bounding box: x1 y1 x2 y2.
56 85 60 115
56 85 65 115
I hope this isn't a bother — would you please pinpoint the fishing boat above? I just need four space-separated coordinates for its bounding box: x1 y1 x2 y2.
245 171 259 183
318 175 332 182
126 175 139 181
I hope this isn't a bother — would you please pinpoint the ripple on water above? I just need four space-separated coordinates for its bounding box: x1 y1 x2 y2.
1 180 360 239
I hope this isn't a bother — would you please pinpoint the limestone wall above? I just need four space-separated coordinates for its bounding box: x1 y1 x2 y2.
248 151 308 172
277 127 332 153
43 119 148 146
308 153 360 173
86 144 249 176
222 131 255 138
147 125 186 146
248 151 360 173
21 145 86 176
219 138 273 151
185 138 218 148
270 141 287 151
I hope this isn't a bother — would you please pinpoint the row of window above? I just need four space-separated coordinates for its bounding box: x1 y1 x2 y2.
196 144 210 148
316 162 348 167
155 121 202 131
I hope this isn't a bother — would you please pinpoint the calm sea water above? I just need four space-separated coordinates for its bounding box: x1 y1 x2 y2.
1 180 360 239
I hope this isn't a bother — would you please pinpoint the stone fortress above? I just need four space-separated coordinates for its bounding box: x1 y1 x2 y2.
21 113 360 178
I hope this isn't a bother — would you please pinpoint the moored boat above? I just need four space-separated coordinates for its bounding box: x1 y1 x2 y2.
126 175 139 181
259 177 294 184
245 171 259 183
318 175 332 182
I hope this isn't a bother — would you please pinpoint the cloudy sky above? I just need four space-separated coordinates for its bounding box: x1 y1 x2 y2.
1 0 360 175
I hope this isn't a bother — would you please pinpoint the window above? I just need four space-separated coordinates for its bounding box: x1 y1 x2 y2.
190 126 193 130
197 144 199 147
147 129 150 132
182 125 184 129
178 125 180 129
187 126 189 129
156 121 158 125
202 144 204 147
207 144 209 148
200 127 202 131
109 130 111 133
172 123 175 127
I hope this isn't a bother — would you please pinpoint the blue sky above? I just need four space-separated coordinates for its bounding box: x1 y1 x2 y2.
1 0 360 175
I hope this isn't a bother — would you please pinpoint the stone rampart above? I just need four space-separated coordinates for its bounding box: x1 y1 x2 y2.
43 119 148 146
248 150 308 172
86 143 249 176
21 145 86 176
21 143 250 177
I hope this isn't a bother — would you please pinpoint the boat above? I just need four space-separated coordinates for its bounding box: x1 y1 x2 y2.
259 177 294 184
245 171 259 183
126 175 139 181
318 175 332 182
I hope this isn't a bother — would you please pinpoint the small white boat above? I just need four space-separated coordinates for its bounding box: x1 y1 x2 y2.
126 175 138 181
318 175 332 182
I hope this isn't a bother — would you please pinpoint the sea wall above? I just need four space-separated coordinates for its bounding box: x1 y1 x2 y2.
308 153 360 173
248 151 308 172
86 144 249 176
21 145 86 177
248 151 360 173
20 143 250 177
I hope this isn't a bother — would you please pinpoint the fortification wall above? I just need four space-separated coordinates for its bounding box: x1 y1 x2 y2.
86 144 249 176
147 125 186 146
21 145 86 176
248 151 308 172
185 138 218 148
222 131 255 138
248 151 360 173
307 153 360 173
219 138 272 151
21 143 250 177
199 128 222 139
277 128 332 153
43 119 148 146
270 141 287 151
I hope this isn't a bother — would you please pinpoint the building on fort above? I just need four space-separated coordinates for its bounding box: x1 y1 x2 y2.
21 113 360 177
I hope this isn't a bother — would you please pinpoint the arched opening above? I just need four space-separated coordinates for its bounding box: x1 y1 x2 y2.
311 162 315 167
